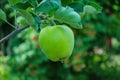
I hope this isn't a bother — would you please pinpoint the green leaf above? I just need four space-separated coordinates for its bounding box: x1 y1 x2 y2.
83 5 97 14
8 0 29 5
8 0 22 5
61 0 73 6
0 9 7 21
28 0 38 7
12 2 31 9
54 6 82 29
22 0 28 3
18 9 38 30
69 1 84 13
87 1 102 13
35 0 60 15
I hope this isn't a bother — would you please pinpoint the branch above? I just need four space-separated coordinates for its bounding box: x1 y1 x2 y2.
0 27 5 55
0 25 29 44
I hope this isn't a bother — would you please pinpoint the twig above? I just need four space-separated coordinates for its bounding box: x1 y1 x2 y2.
0 24 29 44
5 20 16 28
0 27 5 56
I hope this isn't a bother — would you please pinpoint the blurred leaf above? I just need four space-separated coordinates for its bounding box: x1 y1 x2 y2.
88 1 102 13
28 0 38 7
12 2 31 9
15 16 27 26
61 0 73 6
35 0 60 15
8 0 28 5
22 0 28 3
83 5 97 14
0 9 7 21
8 0 22 5
18 9 38 31
93 55 101 63
69 1 84 13
34 16 41 24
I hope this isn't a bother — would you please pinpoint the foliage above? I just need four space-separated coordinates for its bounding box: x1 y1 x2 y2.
0 0 120 80
0 56 19 80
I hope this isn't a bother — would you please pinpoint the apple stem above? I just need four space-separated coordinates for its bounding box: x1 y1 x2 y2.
61 60 64 63
60 59 64 63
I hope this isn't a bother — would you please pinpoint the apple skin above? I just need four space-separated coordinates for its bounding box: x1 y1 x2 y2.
39 25 74 61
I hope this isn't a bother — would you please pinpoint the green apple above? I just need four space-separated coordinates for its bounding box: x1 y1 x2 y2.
39 25 74 61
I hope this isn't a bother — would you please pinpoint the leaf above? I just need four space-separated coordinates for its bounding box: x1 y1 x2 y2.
8 0 22 5
0 9 7 21
69 1 84 13
12 2 31 9
54 6 82 29
61 0 73 6
8 0 29 6
35 0 60 15
22 0 28 3
83 5 97 14
18 9 38 31
87 1 102 13
28 0 38 7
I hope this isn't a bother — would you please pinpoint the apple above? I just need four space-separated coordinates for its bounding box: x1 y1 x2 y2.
39 25 74 61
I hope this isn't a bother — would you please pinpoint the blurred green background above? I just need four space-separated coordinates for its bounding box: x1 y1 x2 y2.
0 0 120 80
